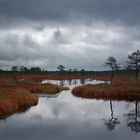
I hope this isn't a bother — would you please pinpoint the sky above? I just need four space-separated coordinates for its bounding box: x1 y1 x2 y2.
0 0 140 71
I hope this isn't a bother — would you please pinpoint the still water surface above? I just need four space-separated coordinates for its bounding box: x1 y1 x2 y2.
0 79 140 140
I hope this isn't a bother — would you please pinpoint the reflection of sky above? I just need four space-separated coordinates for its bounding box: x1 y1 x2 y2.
0 80 140 140
42 79 109 89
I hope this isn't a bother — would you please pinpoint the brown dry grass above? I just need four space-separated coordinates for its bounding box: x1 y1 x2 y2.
0 73 69 93
19 80 69 94
71 72 140 101
14 73 95 81
0 73 69 118
0 87 38 118
14 73 138 85
94 75 132 84
72 83 140 101
0 73 139 117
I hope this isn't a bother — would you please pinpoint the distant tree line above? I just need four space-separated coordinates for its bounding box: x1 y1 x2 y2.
57 65 86 75
0 50 139 81
9 65 87 75
11 66 44 73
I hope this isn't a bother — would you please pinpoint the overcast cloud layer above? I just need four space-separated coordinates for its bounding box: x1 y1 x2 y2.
0 0 140 70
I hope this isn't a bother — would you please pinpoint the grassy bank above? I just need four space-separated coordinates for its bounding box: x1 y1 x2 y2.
72 82 140 101
0 74 69 118
0 74 69 94
0 87 38 119
18 80 69 94
71 73 140 101
86 75 140 101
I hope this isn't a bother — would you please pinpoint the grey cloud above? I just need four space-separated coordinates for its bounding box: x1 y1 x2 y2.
0 24 139 70
0 0 140 27
0 27 138 70
0 0 140 70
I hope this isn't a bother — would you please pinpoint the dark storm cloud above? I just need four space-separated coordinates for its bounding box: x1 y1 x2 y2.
0 0 140 27
0 0 140 70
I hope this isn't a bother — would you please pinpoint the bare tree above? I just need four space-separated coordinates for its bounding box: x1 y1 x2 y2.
11 66 19 72
105 56 120 84
57 65 65 72
127 50 140 82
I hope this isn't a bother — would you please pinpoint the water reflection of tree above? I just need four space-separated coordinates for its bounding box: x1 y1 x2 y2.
68 79 72 85
126 101 140 133
80 79 85 85
104 100 120 130
73 79 77 85
60 80 65 86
